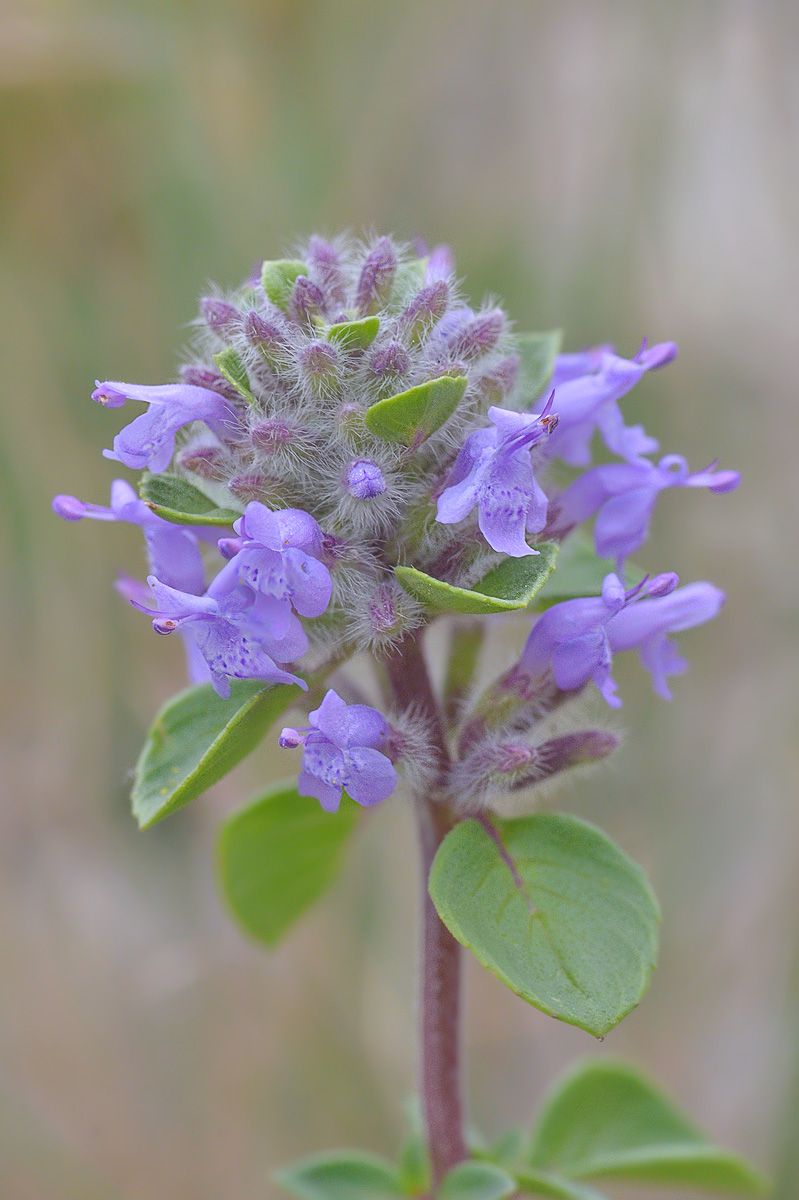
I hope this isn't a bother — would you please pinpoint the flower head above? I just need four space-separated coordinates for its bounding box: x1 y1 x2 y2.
436 398 557 557
280 689 397 812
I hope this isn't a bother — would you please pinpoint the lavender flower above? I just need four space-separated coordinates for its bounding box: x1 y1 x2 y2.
53 479 205 594
553 454 740 571
136 578 308 698
93 381 238 474
518 572 723 706
343 459 387 499
539 341 677 467
212 502 332 619
280 689 397 812
436 398 557 557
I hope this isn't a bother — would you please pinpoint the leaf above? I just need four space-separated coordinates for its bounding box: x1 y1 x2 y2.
261 259 308 310
395 544 558 615
213 347 256 405
139 473 241 527
535 533 643 607
428 814 660 1037
327 315 380 350
514 1169 607 1199
528 1059 769 1194
365 375 467 445
487 1128 527 1170
131 680 297 828
439 1161 517 1200
217 782 359 946
512 330 563 409
274 1150 404 1200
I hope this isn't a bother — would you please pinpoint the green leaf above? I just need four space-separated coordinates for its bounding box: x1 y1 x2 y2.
261 259 307 310
395 544 558 615
274 1150 404 1200
217 782 359 946
439 1161 516 1200
487 1128 527 1170
528 1059 768 1194
131 681 296 829
327 315 380 350
535 533 643 607
512 331 563 409
365 375 467 445
213 347 256 405
428 814 660 1037
514 1169 607 1199
139 473 241 527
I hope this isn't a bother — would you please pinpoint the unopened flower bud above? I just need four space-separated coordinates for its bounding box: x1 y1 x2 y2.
510 730 622 790
289 276 326 327
307 236 346 307
401 280 449 345
250 418 298 453
228 472 271 503
370 341 410 379
450 309 504 361
298 339 339 395
201 297 242 335
344 459 387 499
244 310 287 366
475 354 519 405
177 444 227 480
355 237 397 316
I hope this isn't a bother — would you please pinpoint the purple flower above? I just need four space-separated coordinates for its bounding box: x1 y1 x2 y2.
212 501 332 619
553 454 740 571
436 399 557 557
539 341 677 467
135 578 308 699
93 381 238 474
519 571 724 706
280 689 397 812
53 479 205 594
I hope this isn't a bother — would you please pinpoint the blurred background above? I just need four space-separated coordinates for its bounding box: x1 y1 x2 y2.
1 1 798 1196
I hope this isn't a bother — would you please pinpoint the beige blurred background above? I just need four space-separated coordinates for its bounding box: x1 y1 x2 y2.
1 2 798 1197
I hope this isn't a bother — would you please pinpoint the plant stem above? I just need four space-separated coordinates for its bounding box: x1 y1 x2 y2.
383 632 468 1187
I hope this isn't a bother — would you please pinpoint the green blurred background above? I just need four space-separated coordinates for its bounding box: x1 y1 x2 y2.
1 2 797 1196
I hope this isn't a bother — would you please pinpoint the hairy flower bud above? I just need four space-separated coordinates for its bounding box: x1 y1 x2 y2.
289 275 327 327
401 280 449 345
177 443 228 480
355 237 397 315
250 418 300 453
450 308 504 361
307 235 346 307
201 297 242 336
298 339 340 396
244 310 287 366
370 340 410 379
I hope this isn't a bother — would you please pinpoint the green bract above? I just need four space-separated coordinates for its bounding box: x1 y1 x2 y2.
327 315 380 349
217 783 359 946
511 329 562 409
261 258 308 310
131 681 296 828
428 814 660 1037
275 1150 405 1200
139 473 241 526
395 544 558 614
213 346 257 405
365 375 468 445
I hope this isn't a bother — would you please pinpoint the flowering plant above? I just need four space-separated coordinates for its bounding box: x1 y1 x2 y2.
55 235 764 1199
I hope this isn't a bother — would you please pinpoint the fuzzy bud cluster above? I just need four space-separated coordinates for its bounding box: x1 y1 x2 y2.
54 233 739 813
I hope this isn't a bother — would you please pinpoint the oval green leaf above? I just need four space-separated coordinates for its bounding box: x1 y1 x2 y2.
274 1150 404 1200
261 259 308 310
395 544 558 615
139 473 241 526
218 783 359 947
428 814 660 1037
528 1059 768 1194
213 346 256 405
511 330 563 409
514 1169 607 1199
131 680 297 828
439 1161 517 1200
327 315 380 349
365 375 467 445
